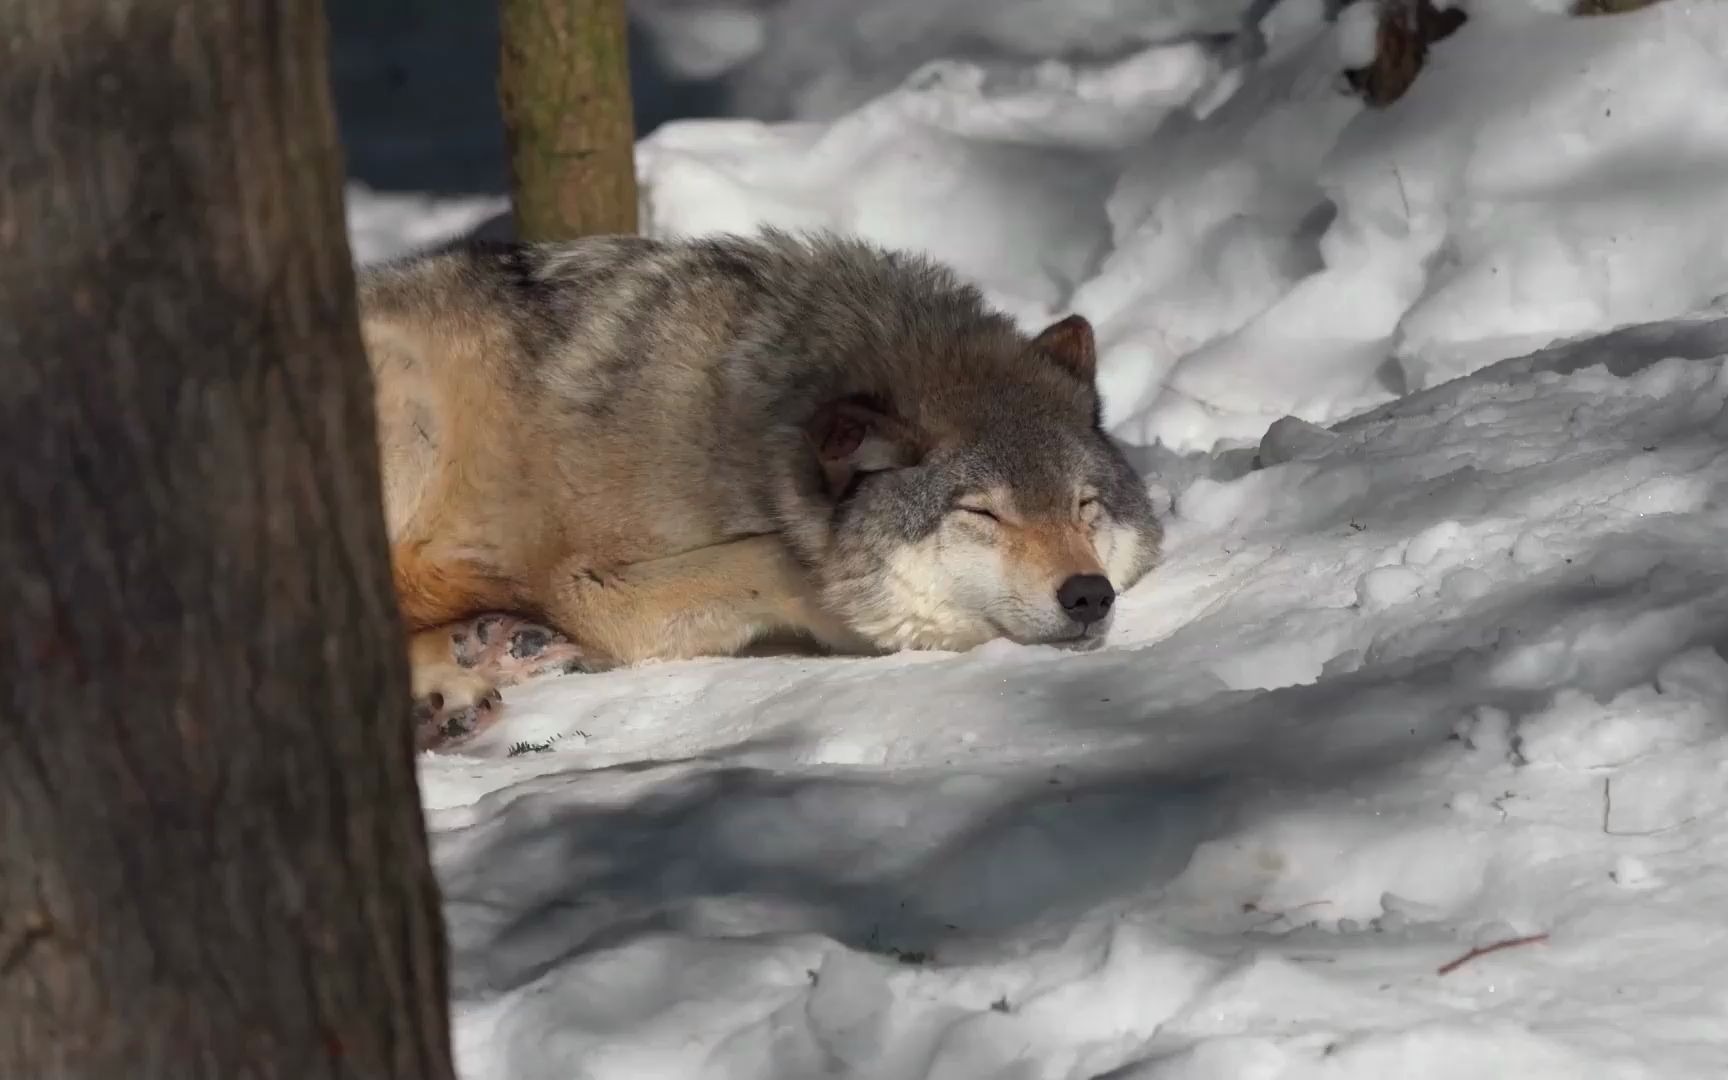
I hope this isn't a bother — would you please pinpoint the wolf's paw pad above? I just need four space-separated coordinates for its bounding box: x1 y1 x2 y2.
412 667 503 752
445 613 592 685
500 627 591 681
508 625 554 659
449 614 509 667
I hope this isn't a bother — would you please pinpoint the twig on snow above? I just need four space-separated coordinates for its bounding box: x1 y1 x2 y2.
1602 777 1697 837
1436 932 1549 975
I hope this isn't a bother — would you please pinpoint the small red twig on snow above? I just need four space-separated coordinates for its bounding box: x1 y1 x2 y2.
1437 932 1550 976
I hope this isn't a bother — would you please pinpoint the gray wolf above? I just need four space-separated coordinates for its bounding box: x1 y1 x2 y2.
358 230 1163 748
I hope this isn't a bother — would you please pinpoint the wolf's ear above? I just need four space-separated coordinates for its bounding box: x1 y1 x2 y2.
806 394 921 500
1031 314 1097 384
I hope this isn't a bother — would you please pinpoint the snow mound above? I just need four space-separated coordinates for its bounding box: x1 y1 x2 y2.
634 34 1217 322
344 183 507 267
635 1 1728 453
629 0 1255 121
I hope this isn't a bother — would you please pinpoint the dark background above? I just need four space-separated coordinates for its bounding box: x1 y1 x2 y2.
328 1 727 195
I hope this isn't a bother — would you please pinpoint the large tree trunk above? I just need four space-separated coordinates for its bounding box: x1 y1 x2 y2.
499 0 640 239
0 3 456 1078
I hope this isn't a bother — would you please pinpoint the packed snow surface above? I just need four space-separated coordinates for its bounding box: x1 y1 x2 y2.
348 1 1728 1077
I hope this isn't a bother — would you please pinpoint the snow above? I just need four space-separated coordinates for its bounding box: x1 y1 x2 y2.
344 184 507 268
629 0 1256 121
341 1 1728 1076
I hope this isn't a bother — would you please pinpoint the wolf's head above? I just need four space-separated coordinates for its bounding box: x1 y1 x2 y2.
805 315 1162 653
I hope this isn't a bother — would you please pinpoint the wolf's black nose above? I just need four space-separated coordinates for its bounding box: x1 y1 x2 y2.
1057 574 1115 626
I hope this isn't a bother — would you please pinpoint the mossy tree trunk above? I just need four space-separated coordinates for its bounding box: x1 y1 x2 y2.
500 0 639 240
0 1 457 1077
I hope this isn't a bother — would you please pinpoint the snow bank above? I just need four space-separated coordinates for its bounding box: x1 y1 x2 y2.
633 37 1217 323
344 183 506 267
629 0 1254 121
633 0 1728 453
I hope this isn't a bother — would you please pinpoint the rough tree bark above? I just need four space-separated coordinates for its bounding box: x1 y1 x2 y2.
0 2 457 1078
499 0 640 239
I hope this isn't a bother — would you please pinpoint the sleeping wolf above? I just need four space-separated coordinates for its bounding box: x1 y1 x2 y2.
359 230 1162 747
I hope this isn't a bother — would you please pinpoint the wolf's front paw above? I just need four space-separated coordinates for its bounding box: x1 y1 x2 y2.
411 664 504 752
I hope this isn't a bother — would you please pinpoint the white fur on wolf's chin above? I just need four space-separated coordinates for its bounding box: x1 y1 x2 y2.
836 522 1143 654
836 540 1003 652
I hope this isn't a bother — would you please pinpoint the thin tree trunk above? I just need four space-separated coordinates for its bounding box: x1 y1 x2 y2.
0 2 456 1078
500 0 640 239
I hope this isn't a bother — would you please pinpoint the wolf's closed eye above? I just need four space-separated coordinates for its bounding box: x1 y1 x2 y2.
954 503 999 523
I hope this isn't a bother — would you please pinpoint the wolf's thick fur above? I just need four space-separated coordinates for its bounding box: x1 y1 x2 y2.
359 230 1162 725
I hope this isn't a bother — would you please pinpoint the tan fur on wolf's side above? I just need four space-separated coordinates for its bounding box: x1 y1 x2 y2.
360 230 1163 746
